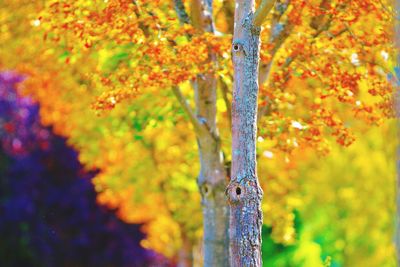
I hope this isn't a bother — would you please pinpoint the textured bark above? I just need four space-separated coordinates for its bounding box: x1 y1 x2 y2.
226 0 264 266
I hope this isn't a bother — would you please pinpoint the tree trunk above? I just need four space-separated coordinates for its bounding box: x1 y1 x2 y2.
226 0 263 266
195 69 230 267
190 1 230 265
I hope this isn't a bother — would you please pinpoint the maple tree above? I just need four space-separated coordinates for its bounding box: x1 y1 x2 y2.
0 0 397 265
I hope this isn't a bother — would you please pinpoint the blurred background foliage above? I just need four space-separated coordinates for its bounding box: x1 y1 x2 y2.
261 120 397 267
0 72 170 267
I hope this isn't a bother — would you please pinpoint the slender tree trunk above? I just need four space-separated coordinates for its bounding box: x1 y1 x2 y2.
195 76 230 265
190 1 230 265
172 75 230 266
226 0 264 266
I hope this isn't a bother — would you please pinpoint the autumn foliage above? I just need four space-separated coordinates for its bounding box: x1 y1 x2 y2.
0 0 397 265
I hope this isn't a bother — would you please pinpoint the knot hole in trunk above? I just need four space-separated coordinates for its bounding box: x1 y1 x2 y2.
226 182 244 205
236 187 241 195
232 40 246 56
200 182 211 198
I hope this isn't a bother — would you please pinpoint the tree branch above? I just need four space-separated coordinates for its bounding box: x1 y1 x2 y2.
190 0 215 32
310 0 331 31
174 0 191 24
257 1 293 120
131 0 151 37
258 0 292 84
219 77 232 129
172 86 205 134
258 21 293 85
253 0 276 27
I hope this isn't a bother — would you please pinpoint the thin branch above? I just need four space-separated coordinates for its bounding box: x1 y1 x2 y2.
271 0 290 23
343 22 366 48
312 15 333 38
254 0 277 27
219 77 232 129
327 26 347 38
172 86 205 134
257 2 294 119
258 0 292 86
312 1 348 38
174 0 191 24
131 0 151 37
258 21 294 84
310 0 331 30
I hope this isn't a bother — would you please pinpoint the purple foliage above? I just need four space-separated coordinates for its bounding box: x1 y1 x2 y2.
0 72 170 267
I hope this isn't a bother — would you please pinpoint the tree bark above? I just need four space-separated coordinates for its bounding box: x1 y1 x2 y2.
195 76 230 266
226 0 264 266
173 1 274 265
190 1 230 265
